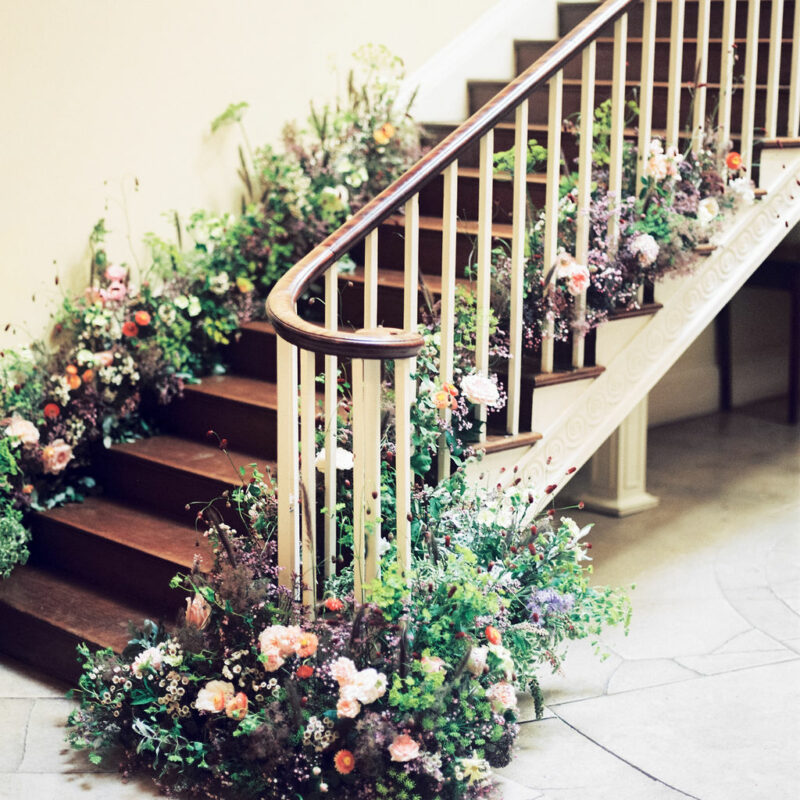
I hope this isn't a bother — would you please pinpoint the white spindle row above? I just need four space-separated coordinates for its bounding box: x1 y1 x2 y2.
740 0 761 171
791 0 800 137
475 132 494 437
692 0 712 152
608 15 628 252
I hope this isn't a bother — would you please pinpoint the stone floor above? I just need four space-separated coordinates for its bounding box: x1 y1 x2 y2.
1 401 798 799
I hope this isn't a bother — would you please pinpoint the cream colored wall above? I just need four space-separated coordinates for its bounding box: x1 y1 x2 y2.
0 0 505 350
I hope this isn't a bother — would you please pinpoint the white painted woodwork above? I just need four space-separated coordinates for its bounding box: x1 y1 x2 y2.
790 0 800 136
507 101 528 433
276 336 300 592
583 397 659 517
362 359 382 585
666 0 686 148
475 131 494 437
540 70 563 374
636 0 656 193
438 161 458 480
766 0 785 139
364 230 379 328
404 195 420 331
740 0 761 172
692 0 712 152
573 42 596 370
607 16 627 251
299 348 317 608
394 357 415 577
718 0 737 150
350 359 367 600
531 377 596 435
323 266 338 579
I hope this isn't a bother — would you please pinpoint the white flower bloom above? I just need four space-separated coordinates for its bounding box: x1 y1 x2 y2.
131 646 164 677
315 447 354 473
341 668 387 705
697 196 720 227
466 646 488 677
728 177 755 205
208 273 231 296
629 233 660 266
461 373 500 407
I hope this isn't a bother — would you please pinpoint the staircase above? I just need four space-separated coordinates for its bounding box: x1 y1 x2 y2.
1 0 799 684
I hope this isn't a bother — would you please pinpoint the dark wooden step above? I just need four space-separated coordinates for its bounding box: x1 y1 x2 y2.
559 1 796 41
29 497 211 616
161 374 279 457
469 77 794 133
516 36 797 86
226 320 278 381
100 434 272 524
478 430 543 455
0 565 151 683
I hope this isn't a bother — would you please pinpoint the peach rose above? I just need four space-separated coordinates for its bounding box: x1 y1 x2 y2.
225 691 248 720
420 655 446 674
296 631 318 658
105 264 128 282
41 439 73 474
485 681 518 713
329 657 357 687
94 351 114 367
461 374 500 407
185 593 211 629
196 680 235 712
3 414 39 446
388 733 420 762
336 696 361 718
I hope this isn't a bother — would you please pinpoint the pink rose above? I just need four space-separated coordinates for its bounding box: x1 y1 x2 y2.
460 374 500 407
388 733 420 762
566 265 590 296
104 281 127 302
105 264 127 282
3 414 39 446
94 351 115 367
486 681 518 713
336 696 361 718
41 439 73 474
195 680 234 712
420 655 445 674
329 657 357 686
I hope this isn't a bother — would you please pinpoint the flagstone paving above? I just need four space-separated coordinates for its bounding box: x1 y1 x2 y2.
1 401 798 799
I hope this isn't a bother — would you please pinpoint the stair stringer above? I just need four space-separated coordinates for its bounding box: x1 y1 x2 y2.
506 156 800 510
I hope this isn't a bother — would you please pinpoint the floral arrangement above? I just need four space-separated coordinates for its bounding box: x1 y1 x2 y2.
67 456 630 799
0 46 422 575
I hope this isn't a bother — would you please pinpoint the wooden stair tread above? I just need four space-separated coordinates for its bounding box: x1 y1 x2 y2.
609 302 664 320
760 138 800 149
239 319 276 336
0 565 150 653
478 431 543 454
385 214 514 238
344 266 471 294
38 496 210 571
458 165 547 184
184 374 279 408
110 434 273 485
534 364 605 387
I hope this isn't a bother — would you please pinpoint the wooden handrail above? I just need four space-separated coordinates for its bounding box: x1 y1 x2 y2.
265 0 640 359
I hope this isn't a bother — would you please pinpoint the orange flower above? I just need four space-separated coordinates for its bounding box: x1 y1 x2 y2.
122 321 139 338
225 691 248 720
43 403 60 419
433 389 458 411
134 310 151 326
334 749 355 775
296 664 315 679
726 151 743 171
21 484 33 495
296 631 319 658
485 625 502 645
373 122 395 146
81 369 94 384
66 373 81 390
325 597 345 612
65 365 78 375
185 593 211 629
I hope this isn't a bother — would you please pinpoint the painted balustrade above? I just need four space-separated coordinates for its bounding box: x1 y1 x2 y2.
266 0 799 603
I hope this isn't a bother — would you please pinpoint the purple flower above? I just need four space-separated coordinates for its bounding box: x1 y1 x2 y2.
527 588 575 625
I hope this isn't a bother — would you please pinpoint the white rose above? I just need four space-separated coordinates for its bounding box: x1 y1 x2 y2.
315 447 354 473
466 646 488 677
342 668 387 705
697 197 720 227
3 414 39 446
461 373 500 407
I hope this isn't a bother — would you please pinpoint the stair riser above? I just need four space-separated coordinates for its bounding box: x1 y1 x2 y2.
517 38 797 86
29 519 194 616
99 450 244 528
559 1 796 41
470 81 793 133
161 393 277 458
226 327 278 381
0 606 92 684
418 172 546 224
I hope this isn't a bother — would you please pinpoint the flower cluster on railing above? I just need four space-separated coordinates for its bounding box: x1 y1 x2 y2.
67 459 630 799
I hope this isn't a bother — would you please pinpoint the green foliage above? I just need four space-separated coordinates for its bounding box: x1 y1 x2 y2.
493 139 548 175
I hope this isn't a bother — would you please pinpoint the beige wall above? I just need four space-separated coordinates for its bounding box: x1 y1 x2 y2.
0 0 502 349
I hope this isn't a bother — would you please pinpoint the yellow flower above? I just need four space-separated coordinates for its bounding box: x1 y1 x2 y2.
373 122 395 146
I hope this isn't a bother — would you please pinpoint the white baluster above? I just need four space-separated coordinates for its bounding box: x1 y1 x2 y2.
475 131 494 437
276 336 300 593
718 0 737 150
790 0 800 136
740 0 761 172
637 0 656 188
394 356 415 578
438 161 458 480
299 348 317 609
766 0 785 140
574 42 597 370
404 195 420 331
540 70 563 375
323 266 338 580
666 0 686 148
507 101 528 433
692 0 712 151
608 15 628 252
364 230 378 328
